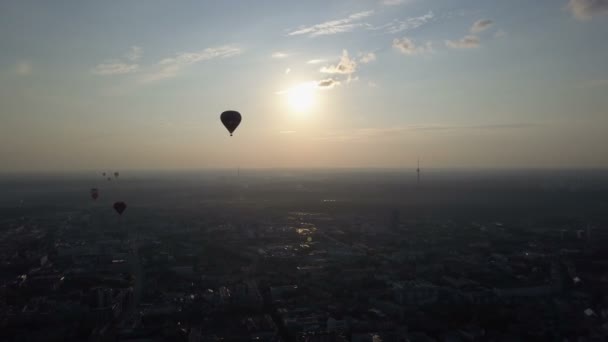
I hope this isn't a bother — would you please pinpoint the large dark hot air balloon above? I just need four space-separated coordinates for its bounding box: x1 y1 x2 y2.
90 188 99 200
113 202 127 215
220 110 242 136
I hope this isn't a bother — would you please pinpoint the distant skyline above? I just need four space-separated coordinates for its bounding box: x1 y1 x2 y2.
1 0 607 171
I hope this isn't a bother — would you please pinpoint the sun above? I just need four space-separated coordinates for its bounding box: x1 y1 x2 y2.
286 83 316 113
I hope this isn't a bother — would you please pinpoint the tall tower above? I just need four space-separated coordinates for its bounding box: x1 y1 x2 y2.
416 157 420 186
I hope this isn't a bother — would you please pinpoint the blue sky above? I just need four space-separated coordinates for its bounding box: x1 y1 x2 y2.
1 0 607 170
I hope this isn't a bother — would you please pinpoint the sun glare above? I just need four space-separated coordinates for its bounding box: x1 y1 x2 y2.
286 83 316 113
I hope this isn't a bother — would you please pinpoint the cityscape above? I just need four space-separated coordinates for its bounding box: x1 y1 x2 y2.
2 0 608 341
1 169 607 341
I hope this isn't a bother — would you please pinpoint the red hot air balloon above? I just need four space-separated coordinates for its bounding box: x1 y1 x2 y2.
90 188 99 200
220 110 242 136
113 202 127 215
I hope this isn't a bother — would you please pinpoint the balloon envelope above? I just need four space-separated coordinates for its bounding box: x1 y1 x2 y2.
220 110 242 136
114 172 119 178
113 202 127 215
90 188 99 200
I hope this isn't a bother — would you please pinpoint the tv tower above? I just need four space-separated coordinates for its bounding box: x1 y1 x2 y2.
416 157 420 185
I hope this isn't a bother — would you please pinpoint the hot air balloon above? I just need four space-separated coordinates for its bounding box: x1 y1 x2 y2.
102 172 106 177
90 188 99 200
107 177 112 181
113 202 127 215
114 172 119 178
220 110 242 136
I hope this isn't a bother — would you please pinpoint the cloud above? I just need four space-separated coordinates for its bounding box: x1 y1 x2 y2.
317 78 340 89
92 61 139 75
157 46 241 65
368 81 379 88
359 52 376 64
126 45 143 61
494 29 507 38
285 68 291 74
392 37 432 55
382 0 406 5
93 46 141 76
141 45 241 82
320 50 357 75
307 59 326 64
15 61 32 75
272 52 289 58
470 19 493 33
567 0 608 20
378 11 434 34
445 35 480 48
288 10 374 37
280 130 296 134
275 78 341 95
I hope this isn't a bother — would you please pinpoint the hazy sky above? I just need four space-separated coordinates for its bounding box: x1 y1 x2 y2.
1 0 607 171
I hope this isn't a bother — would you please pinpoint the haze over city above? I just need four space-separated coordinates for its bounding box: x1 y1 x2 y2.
1 0 607 171
2 1 608 342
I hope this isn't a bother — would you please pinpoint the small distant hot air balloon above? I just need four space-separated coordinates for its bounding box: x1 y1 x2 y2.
90 188 99 200
220 110 242 136
107 177 112 181
102 172 106 177
114 172 119 178
113 202 127 215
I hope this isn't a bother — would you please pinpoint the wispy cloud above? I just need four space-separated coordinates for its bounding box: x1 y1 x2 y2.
141 45 241 82
494 29 507 38
15 61 32 75
272 52 289 58
285 68 291 74
359 52 376 64
320 50 357 75
445 35 480 49
307 59 326 64
275 77 342 95
382 0 407 6
93 46 141 76
567 0 608 20
278 50 366 93
375 11 434 34
317 78 341 89
92 61 139 75
470 19 493 33
392 37 432 55
288 10 374 37
126 45 143 61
